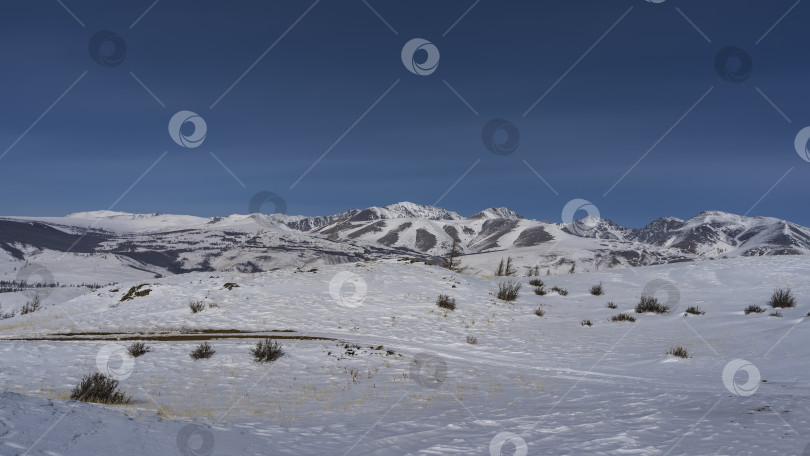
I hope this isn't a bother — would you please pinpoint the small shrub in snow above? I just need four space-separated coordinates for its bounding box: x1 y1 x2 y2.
189 301 205 314
436 294 456 311
127 342 150 357
635 296 669 314
770 288 796 308
528 279 544 287
589 283 604 296
251 339 284 363
744 305 765 315
466 335 478 345
667 346 689 358
581 320 592 327
497 280 521 301
550 286 568 296
190 342 215 360
684 306 705 315
611 313 636 322
769 310 783 318
534 307 545 317
534 286 546 296
606 302 618 309
70 373 130 404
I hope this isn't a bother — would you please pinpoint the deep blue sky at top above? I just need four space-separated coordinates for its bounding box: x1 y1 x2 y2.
1 0 809 227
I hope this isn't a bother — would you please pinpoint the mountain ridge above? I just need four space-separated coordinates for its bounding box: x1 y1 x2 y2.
2 202 809 284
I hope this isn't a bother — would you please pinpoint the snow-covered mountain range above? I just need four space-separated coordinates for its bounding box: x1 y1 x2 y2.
2 202 809 284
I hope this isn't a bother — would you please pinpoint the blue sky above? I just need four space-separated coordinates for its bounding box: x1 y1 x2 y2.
1 0 809 227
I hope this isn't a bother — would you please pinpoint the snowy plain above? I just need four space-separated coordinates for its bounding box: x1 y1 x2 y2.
1 255 809 455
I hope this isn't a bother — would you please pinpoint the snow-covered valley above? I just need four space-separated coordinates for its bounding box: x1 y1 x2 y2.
2 254 809 455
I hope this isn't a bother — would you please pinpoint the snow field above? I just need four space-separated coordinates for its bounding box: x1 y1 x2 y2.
1 256 809 454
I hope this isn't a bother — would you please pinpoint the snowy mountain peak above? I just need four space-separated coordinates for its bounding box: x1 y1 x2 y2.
348 202 462 221
469 207 522 220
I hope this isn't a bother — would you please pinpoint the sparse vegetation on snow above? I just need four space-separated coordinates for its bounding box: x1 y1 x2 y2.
497 280 521 301
250 339 284 363
635 296 669 314
190 342 215 360
70 373 130 405
436 294 456 311
770 288 796 308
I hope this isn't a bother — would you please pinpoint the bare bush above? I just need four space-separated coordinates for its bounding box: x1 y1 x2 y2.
684 306 705 315
190 342 215 360
534 307 544 317
534 286 546 296
611 313 636 322
70 373 130 404
127 342 150 357
770 288 796 308
251 339 284 363
189 300 205 314
744 305 765 315
550 286 568 296
436 294 456 311
635 296 669 314
667 346 689 358
497 280 521 301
